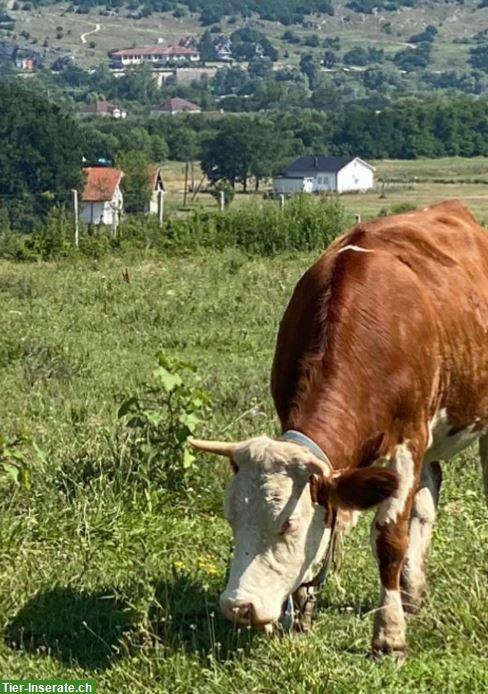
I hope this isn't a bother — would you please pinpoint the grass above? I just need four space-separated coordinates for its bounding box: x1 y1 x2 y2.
0 250 487 691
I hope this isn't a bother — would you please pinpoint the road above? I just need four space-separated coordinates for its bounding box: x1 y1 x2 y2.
81 22 101 44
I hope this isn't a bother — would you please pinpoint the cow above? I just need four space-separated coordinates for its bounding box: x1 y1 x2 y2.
191 200 488 656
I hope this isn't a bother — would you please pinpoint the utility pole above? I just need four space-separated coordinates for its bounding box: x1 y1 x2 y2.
157 189 164 228
71 189 79 247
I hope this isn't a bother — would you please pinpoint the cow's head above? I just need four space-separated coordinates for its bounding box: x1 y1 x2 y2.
190 435 398 631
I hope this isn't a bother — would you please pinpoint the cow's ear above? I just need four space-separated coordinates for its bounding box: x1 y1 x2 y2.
329 467 399 510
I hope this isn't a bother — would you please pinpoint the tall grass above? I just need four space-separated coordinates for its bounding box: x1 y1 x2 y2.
0 196 348 261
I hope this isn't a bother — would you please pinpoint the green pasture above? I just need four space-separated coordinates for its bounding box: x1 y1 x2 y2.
0 251 487 692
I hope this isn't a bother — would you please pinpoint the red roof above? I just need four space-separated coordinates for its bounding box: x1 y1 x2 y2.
153 97 201 113
113 44 198 57
82 167 123 202
79 100 124 114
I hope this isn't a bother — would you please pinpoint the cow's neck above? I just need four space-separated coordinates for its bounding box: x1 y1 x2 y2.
283 375 380 471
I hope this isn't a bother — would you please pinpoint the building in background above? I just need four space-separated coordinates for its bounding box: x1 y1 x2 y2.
77 100 127 119
111 45 200 68
80 167 124 228
150 97 202 116
273 156 375 195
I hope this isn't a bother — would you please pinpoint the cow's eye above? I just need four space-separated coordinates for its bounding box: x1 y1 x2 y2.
280 518 299 535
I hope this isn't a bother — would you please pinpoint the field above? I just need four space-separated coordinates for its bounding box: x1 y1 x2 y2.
0 248 488 692
162 157 488 224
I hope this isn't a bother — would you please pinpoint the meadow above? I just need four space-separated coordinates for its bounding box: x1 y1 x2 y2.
0 244 487 692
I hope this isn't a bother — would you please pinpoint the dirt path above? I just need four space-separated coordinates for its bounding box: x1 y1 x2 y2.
81 22 101 44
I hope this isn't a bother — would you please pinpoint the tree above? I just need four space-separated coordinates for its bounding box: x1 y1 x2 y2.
0 82 83 228
198 30 218 62
118 150 152 213
299 53 321 90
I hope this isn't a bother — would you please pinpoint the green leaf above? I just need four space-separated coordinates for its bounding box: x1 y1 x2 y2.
178 412 200 432
153 367 183 392
183 448 196 470
142 410 164 427
2 462 20 483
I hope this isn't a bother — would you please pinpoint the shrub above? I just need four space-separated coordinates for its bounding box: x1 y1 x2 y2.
117 351 212 492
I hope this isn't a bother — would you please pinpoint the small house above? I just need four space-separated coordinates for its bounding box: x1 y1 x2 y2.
273 156 375 195
77 100 127 119
80 167 124 228
147 167 166 215
150 97 202 116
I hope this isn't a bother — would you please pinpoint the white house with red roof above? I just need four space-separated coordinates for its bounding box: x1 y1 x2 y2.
80 167 124 227
111 44 200 67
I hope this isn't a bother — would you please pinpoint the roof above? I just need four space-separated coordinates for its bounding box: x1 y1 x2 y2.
148 166 165 191
79 100 124 114
282 156 374 176
82 167 123 202
113 45 198 57
152 97 201 113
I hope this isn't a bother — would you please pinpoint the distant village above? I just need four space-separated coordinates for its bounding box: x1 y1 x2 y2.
0 30 230 74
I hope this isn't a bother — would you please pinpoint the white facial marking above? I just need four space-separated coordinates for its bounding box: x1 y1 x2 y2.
426 408 485 462
221 436 332 625
338 245 372 254
376 443 415 525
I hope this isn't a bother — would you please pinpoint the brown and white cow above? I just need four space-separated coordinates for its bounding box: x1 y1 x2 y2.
191 200 488 655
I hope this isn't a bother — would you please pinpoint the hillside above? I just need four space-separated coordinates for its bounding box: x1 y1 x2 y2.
3 0 488 71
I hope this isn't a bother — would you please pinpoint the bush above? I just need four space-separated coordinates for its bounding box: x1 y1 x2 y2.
162 195 346 255
117 351 212 492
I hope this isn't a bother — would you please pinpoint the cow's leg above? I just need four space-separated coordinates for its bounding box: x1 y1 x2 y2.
370 443 422 655
292 585 316 632
480 435 488 504
400 461 442 614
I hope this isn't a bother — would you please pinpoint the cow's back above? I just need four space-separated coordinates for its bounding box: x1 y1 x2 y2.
272 200 488 445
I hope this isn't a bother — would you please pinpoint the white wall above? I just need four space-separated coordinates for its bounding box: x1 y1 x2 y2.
273 177 307 194
80 188 123 227
337 159 374 193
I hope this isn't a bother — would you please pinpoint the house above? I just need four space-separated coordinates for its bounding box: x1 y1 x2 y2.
273 156 375 195
111 44 200 68
150 97 201 116
80 167 124 228
77 100 127 119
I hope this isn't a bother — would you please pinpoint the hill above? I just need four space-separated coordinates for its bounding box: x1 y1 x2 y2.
3 0 488 73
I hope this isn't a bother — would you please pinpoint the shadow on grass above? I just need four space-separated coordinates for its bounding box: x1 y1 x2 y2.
5 586 134 670
4 574 256 670
148 573 256 662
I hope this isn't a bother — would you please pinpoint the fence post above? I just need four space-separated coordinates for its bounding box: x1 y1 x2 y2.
157 190 164 228
219 190 225 212
355 213 362 224
71 189 79 247
279 194 285 210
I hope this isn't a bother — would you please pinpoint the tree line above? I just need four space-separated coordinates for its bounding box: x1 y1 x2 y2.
3 82 488 229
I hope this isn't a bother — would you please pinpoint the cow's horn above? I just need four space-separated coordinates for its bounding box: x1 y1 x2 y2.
188 438 239 457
